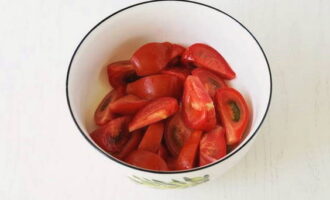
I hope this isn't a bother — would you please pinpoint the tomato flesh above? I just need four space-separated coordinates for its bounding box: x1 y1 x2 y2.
125 150 168 171
107 60 138 88
199 126 227 166
182 43 236 79
176 130 202 170
215 88 249 145
138 122 164 153
116 130 143 159
192 68 227 98
90 116 130 153
94 87 125 126
131 42 173 76
182 75 216 131
126 74 182 100
161 67 191 81
129 97 179 132
109 95 149 115
164 111 192 157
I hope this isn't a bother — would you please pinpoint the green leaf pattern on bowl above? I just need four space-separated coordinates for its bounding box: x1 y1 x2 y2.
129 174 209 189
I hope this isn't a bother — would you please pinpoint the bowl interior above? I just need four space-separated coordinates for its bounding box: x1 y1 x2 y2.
67 1 271 168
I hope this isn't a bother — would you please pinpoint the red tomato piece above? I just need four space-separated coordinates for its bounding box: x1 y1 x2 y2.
168 44 186 66
131 42 173 76
157 144 170 161
161 67 190 81
192 68 227 98
126 74 183 100
129 97 179 132
176 130 202 170
125 150 168 171
164 111 192 157
107 60 138 88
90 116 131 153
215 88 250 145
182 43 236 79
94 87 125 126
182 76 216 131
138 122 164 153
116 130 143 160
109 95 149 115
199 126 227 166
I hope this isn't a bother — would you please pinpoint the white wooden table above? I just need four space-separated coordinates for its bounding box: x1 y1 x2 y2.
1 0 329 199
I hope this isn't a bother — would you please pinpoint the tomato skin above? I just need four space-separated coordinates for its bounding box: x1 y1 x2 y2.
161 67 191 82
109 95 149 115
157 144 170 161
192 68 227 98
215 88 249 145
126 74 183 100
138 122 164 153
90 116 131 153
116 130 143 160
182 43 236 79
129 97 179 132
131 42 173 76
176 130 202 170
94 87 126 126
199 126 227 166
125 150 169 171
107 60 138 88
182 75 216 131
164 111 192 157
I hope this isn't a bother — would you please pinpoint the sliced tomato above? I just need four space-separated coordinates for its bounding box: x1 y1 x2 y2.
126 74 182 100
157 144 169 161
166 157 177 170
116 130 143 160
192 68 227 98
109 95 149 115
138 122 164 153
182 75 216 131
125 150 168 171
199 126 227 166
131 42 173 76
161 67 190 81
94 87 125 126
107 60 138 88
215 88 249 145
176 130 202 170
129 97 179 132
90 116 131 153
168 44 186 66
164 111 192 157
182 43 236 79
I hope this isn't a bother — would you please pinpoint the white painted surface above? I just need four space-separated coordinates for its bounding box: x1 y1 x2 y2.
0 0 329 199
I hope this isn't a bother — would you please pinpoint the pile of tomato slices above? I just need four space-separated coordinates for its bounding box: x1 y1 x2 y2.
90 42 250 171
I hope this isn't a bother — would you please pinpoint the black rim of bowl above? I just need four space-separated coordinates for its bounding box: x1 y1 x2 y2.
66 0 272 174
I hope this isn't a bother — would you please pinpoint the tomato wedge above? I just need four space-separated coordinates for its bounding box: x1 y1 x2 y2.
125 150 168 171
182 75 216 131
176 130 202 170
131 42 173 76
107 60 138 88
199 126 227 166
94 87 125 126
126 74 183 100
129 97 179 132
164 111 192 157
138 122 164 153
215 88 250 145
157 144 169 161
116 130 143 159
161 67 190 81
109 95 149 115
90 116 131 153
182 43 236 79
168 44 186 66
192 68 227 98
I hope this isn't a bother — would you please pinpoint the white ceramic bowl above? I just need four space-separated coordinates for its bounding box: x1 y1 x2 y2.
66 0 272 189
